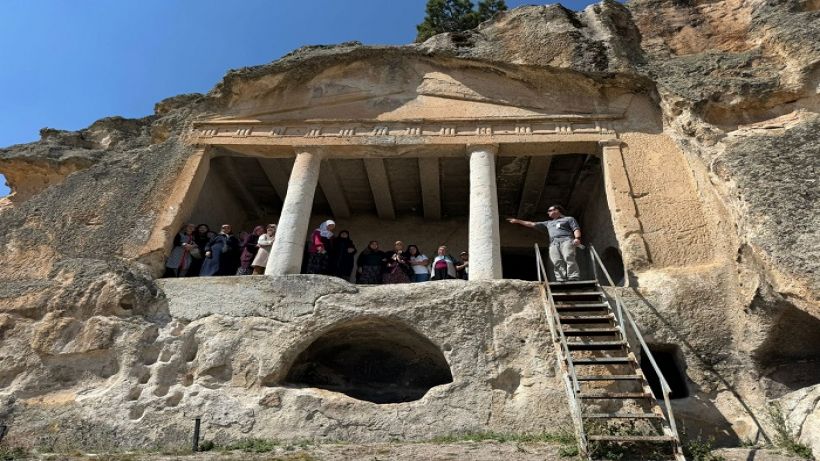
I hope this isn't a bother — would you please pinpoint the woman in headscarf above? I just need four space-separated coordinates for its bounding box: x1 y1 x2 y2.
306 220 335 274
200 224 241 276
187 224 211 277
164 223 198 277
430 245 457 280
383 240 411 284
251 223 276 275
356 240 385 284
237 225 264 275
330 230 357 281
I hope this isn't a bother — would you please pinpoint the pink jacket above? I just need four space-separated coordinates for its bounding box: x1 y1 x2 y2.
308 229 326 254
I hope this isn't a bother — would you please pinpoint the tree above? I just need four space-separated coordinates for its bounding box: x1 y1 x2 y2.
476 0 507 22
415 0 507 43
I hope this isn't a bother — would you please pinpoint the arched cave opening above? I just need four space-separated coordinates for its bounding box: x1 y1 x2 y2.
641 344 689 399
283 318 453 404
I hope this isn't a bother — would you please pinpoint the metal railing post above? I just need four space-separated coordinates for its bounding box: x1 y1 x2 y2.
589 247 598 284
192 418 201 452
586 245 682 453
535 243 587 457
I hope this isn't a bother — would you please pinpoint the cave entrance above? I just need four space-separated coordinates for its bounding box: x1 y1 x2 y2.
283 318 453 404
641 344 689 399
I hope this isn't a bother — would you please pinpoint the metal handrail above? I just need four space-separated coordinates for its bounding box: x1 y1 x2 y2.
534 243 587 456
587 246 682 443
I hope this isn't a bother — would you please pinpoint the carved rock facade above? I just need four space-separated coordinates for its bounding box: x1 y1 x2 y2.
0 0 817 455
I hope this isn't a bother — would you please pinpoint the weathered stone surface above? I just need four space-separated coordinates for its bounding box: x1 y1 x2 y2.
780 384 820 456
0 0 818 454
158 274 357 321
419 1 645 74
2 278 565 449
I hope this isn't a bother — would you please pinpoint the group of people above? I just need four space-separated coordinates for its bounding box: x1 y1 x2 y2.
165 204 583 283
163 223 277 278
304 220 470 284
165 219 471 283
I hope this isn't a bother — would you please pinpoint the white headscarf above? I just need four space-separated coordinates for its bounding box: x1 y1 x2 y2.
318 220 336 238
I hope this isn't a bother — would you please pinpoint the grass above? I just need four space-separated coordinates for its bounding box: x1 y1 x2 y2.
768 403 816 460
586 420 676 461
218 438 281 453
428 429 579 457
429 429 575 445
0 446 28 461
8 429 577 460
683 435 726 461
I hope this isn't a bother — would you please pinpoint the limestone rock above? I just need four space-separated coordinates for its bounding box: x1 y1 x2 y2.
0 0 818 453
419 1 644 74
779 384 820 457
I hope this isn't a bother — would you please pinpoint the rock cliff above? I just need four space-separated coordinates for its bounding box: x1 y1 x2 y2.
0 0 818 456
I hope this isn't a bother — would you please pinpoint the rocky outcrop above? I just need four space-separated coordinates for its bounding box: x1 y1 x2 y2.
780 384 820 455
0 0 818 455
2 278 565 450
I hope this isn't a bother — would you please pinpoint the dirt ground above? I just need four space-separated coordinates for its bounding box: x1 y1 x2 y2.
6 441 808 460
7 441 570 461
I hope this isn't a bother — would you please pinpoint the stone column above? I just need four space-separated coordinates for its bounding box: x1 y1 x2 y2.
468 144 503 280
599 139 650 277
266 150 322 275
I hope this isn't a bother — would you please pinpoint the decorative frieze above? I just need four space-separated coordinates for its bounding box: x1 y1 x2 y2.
192 114 621 145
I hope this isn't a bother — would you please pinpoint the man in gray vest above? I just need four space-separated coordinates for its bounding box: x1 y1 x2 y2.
507 205 582 282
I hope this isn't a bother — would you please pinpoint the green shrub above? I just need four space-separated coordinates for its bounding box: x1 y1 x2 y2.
0 446 28 461
683 435 725 461
221 437 280 453
768 403 815 460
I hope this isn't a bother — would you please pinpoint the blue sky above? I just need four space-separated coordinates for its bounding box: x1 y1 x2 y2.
0 0 599 197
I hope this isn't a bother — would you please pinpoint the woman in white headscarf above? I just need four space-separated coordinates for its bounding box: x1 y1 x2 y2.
306 220 335 274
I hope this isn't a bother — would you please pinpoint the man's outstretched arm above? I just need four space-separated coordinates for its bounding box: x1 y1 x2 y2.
507 218 536 228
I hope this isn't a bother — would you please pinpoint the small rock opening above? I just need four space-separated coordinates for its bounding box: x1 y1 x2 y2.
283 318 453 404
640 344 689 399
599 247 625 286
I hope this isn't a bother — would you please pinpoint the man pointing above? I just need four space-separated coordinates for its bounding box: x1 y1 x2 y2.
508 205 582 282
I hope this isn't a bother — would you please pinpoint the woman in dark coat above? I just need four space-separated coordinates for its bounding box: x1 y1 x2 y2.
187 223 211 277
330 230 357 281
383 240 411 284
200 224 241 276
237 225 264 275
356 241 385 284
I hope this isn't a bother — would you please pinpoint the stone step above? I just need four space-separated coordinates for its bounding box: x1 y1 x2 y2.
555 303 609 312
567 340 626 351
577 374 642 381
572 357 632 365
559 314 613 324
588 435 676 443
549 280 598 289
584 412 663 419
551 291 605 298
580 392 651 399
563 328 620 336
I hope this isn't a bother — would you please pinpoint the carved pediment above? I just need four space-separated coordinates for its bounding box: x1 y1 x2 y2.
211 57 635 124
